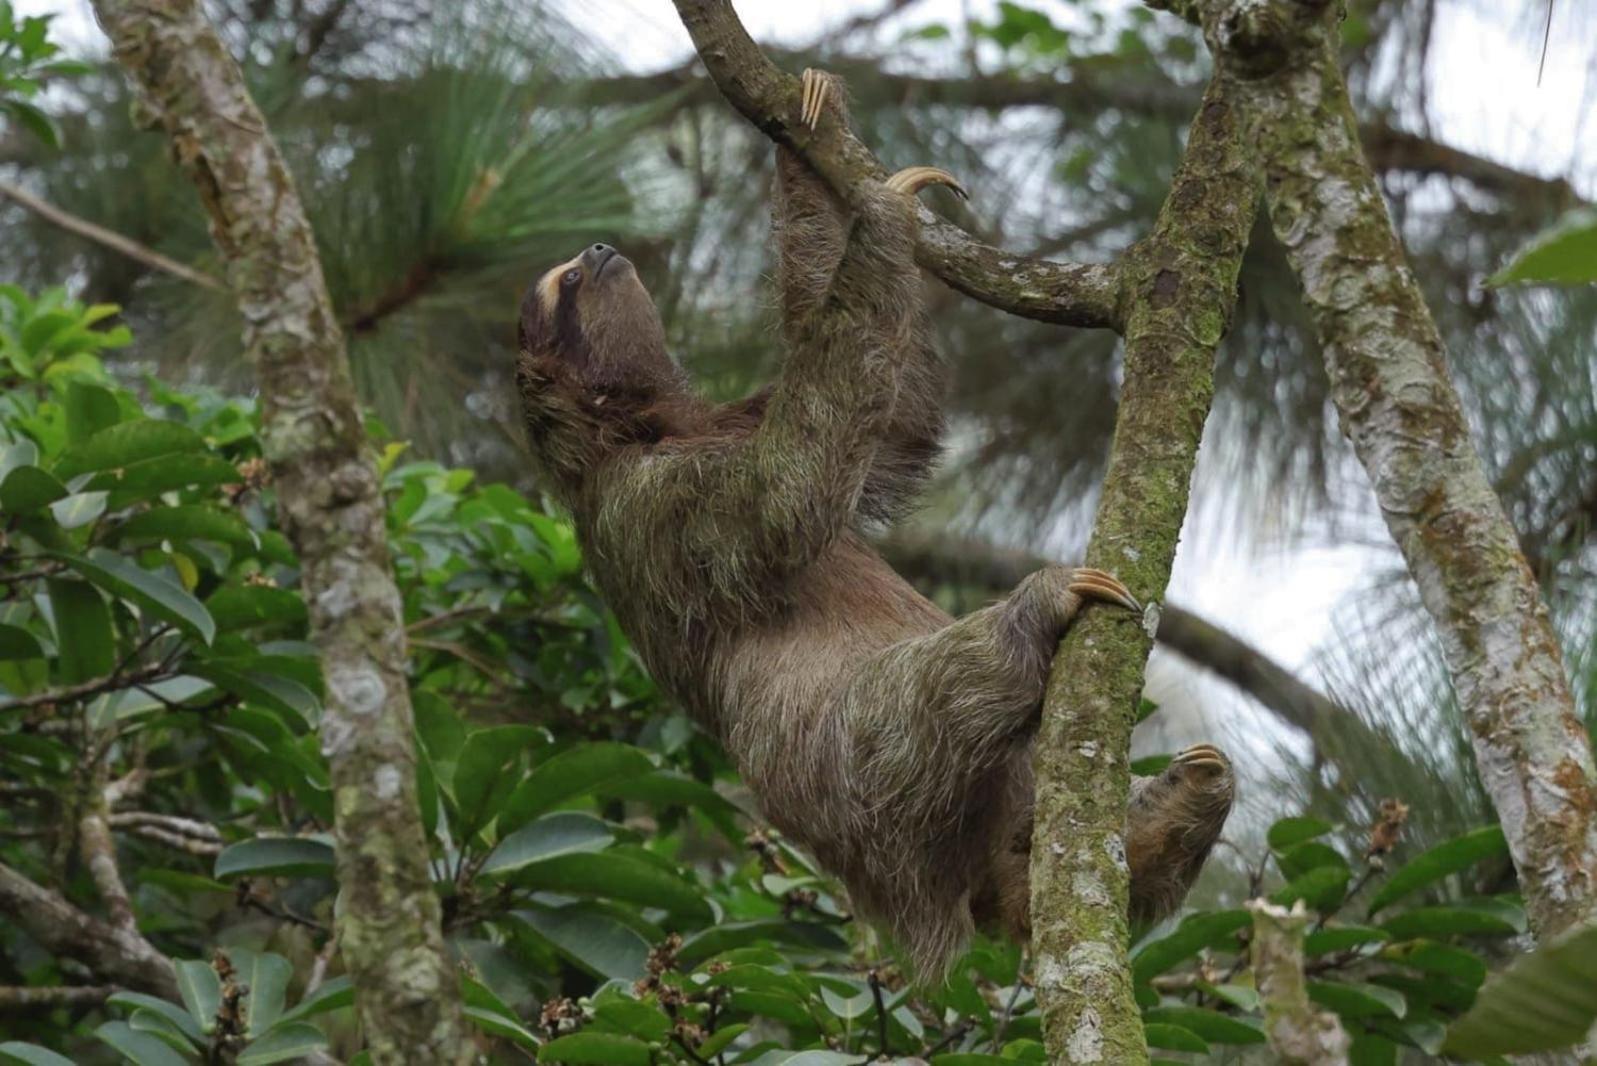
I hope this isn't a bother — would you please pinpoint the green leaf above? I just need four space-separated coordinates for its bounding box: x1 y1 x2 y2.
214 837 336 880
0 623 44 660
677 919 848 965
1304 925 1390 956
464 1006 540 1048
696 1024 747 1058
1272 864 1350 910
237 1023 329 1065
480 811 614 876
94 1020 189 1066
539 1032 652 1066
229 948 293 1037
1307 979 1406 1020
186 663 318 726
1140 1007 1265 1045
48 490 106 529
1380 903 1521 940
56 548 215 644
88 453 241 499
1489 207 1597 285
204 586 306 632
127 1008 200 1055
1143 1023 1209 1054
598 769 741 815
1268 816 1333 850
0 465 67 512
277 977 353 1025
1132 909 1249 983
1442 922 1597 1058
1277 840 1349 881
54 419 206 479
591 990 672 1041
0 1042 76 1066
1366 826 1506 915
65 381 122 444
46 578 113 683
1385 940 1487 987
516 906 651 981
450 724 548 838
106 993 204 1043
500 742 655 833
513 851 709 918
114 504 257 548
174 960 221 1033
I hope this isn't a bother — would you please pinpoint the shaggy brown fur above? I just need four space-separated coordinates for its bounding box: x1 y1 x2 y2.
515 74 1234 980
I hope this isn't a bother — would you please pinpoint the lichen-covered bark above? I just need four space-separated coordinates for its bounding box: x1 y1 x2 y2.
89 3 471 1061
1249 899 1351 1065
1204 0 1597 939
1029 76 1258 1064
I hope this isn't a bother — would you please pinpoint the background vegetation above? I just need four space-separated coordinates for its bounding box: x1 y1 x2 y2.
2 0 1595 1061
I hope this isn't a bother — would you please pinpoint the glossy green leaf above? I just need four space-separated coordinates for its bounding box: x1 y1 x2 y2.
0 623 43 660
56 549 215 644
1489 207 1597 285
114 504 257 548
229 948 293 1037
514 851 709 918
1380 903 1521 940
0 465 66 512
481 811 614 876
54 420 206 479
1268 816 1333 850
277 977 353 1025
93 1022 189 1066
88 453 241 499
1441 922 1597 1058
1143 1022 1209 1053
46 578 113 683
516 906 651 981
1140 1007 1265 1045
214 837 336 880
1304 925 1390 956
0 1043 76 1066
1272 864 1350 910
106 992 204 1043
1366 826 1507 915
696 1024 747 1058
678 919 848 965
186 663 318 725
500 742 655 834
126 1008 199 1055
49 490 106 529
1308 979 1406 1019
598 769 741 815
1276 840 1349 881
1132 908 1249 983
450 724 548 838
204 586 307 631
237 1023 329 1065
465 1006 540 1048
592 991 672 1041
538 1032 652 1066
64 381 121 444
174 960 221 1033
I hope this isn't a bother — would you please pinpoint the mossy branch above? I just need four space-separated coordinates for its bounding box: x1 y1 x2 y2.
88 2 472 1061
1027 74 1259 1063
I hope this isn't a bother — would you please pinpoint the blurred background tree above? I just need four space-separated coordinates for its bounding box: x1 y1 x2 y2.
2 0 1593 896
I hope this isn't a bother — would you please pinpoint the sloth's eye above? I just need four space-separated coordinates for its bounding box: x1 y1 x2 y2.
562 268 581 286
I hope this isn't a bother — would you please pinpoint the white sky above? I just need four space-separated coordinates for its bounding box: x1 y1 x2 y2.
12 0 1592 786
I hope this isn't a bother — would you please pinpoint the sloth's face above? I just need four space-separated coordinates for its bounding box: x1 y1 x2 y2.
517 243 670 391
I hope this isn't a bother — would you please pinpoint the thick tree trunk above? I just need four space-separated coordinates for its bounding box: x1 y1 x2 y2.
1028 75 1259 1064
1195 0 1597 939
89 3 471 1061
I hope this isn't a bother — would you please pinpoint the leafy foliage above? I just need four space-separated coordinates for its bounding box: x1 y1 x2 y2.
0 2 90 148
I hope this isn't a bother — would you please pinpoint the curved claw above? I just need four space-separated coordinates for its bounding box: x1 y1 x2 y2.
800 68 831 130
884 165 970 201
1066 567 1141 612
1170 744 1231 777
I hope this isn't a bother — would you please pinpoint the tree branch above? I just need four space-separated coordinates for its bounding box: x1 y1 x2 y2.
89 1 472 1061
0 984 116 1012
1248 899 1351 1065
1027 71 1259 1064
1201 0 1597 939
0 860 177 1000
668 0 1123 331
0 178 224 290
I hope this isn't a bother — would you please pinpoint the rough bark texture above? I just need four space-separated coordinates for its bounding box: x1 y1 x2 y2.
671 0 1122 331
89 3 471 1061
1028 75 1258 1065
1204 0 1597 939
1248 899 1351 1065
0 861 178 1000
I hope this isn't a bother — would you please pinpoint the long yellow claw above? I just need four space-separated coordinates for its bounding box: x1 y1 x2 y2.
884 165 970 201
1066 567 1141 612
800 68 830 130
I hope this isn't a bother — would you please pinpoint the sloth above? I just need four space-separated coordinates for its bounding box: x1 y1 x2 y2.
515 69 1234 979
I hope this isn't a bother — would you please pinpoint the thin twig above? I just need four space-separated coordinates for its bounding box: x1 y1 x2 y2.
0 179 223 290
868 969 890 1058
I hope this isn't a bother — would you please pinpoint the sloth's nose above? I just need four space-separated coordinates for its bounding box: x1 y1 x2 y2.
592 243 612 254
582 242 621 276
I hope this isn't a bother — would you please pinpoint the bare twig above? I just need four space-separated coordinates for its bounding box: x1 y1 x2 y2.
0 179 223 290
0 984 116 1011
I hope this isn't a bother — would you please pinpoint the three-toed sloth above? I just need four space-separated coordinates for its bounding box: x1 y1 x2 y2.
516 70 1233 979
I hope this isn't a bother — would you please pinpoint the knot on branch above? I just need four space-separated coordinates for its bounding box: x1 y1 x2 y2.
1209 0 1334 79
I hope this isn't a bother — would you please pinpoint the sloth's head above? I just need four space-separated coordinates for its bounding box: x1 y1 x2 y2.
516 244 689 490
